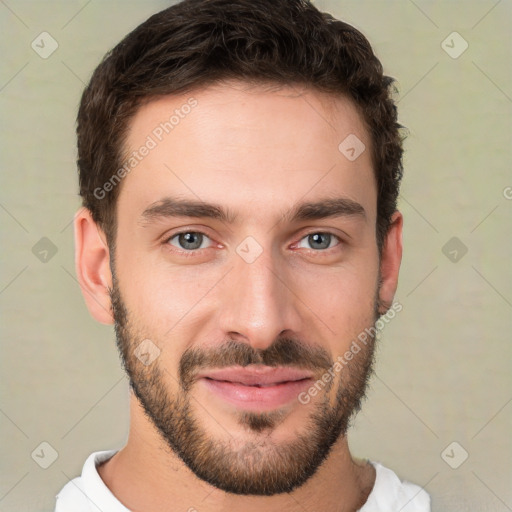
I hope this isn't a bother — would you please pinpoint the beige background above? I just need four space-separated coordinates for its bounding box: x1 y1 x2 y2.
1 1 511 511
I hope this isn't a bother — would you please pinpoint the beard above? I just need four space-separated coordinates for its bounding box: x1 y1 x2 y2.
109 271 378 496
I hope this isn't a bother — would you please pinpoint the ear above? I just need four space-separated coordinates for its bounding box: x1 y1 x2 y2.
377 210 403 314
74 207 114 325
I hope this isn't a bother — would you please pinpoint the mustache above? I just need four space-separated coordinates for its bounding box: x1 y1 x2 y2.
179 337 333 391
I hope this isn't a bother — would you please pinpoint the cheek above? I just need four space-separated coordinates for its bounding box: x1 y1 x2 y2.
297 259 379 342
117 255 224 344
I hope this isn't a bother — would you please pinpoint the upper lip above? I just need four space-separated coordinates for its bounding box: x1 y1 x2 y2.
196 366 314 386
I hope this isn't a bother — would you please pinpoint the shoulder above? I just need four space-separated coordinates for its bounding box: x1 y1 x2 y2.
54 450 120 512
54 474 92 512
359 461 431 512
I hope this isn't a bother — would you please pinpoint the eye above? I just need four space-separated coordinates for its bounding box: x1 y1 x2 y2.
296 232 341 251
167 231 213 251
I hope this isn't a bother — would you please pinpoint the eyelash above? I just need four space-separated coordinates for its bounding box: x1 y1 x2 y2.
163 230 343 255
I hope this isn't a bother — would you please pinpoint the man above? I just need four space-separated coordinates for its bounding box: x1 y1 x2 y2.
55 0 431 510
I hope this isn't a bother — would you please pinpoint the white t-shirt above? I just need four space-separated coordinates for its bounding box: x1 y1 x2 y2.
55 450 431 511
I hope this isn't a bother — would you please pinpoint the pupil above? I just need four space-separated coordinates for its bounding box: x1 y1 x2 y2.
181 232 201 249
310 233 329 250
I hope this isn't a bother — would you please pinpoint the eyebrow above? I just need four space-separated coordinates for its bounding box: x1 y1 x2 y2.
139 196 366 226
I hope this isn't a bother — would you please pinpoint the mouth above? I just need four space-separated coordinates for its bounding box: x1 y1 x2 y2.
196 366 314 411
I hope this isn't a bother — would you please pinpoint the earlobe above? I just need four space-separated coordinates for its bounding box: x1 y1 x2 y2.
377 211 403 315
74 207 114 325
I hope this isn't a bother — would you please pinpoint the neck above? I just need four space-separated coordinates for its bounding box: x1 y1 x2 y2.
98 393 375 512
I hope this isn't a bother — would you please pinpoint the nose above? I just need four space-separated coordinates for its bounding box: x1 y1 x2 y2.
217 241 303 351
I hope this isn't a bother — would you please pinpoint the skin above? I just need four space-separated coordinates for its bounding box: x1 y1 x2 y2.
74 80 403 512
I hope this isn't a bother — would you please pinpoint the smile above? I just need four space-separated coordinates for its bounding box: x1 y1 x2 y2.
196 366 314 411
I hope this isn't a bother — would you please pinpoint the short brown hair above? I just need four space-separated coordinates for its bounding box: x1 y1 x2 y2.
77 0 403 251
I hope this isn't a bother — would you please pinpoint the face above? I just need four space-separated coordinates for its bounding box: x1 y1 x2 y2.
105 81 393 495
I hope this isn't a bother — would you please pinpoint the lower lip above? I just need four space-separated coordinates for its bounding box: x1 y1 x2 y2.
200 377 312 411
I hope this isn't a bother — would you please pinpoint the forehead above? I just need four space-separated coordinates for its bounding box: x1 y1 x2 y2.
117 81 376 226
